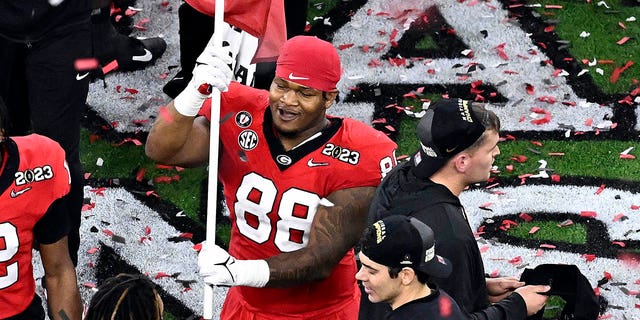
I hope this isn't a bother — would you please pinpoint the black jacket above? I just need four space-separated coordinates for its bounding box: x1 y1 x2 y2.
369 161 528 320
387 288 465 320
0 0 90 43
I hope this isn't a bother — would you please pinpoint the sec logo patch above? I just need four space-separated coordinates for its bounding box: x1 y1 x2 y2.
238 129 258 151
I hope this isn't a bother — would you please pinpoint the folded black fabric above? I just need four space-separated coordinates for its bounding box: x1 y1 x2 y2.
520 264 599 320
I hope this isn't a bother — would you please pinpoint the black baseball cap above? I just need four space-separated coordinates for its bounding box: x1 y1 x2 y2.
361 215 451 278
411 98 486 179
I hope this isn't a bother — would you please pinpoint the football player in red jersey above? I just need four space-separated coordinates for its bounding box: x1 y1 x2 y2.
0 98 82 320
146 36 397 319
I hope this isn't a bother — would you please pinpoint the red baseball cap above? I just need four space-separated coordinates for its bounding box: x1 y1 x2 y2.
275 36 341 92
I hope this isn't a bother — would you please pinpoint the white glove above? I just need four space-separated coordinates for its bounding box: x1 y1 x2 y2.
173 46 234 117
197 241 270 288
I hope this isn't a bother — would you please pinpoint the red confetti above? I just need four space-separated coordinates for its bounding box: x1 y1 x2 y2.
145 225 152 235
595 184 606 195
616 37 631 45
509 256 522 265
124 88 139 94
154 272 171 279
145 190 159 197
135 167 146 182
551 174 561 182
631 204 640 210
612 241 626 247
585 118 593 126
580 211 597 218
519 212 533 222
610 60 634 84
439 295 452 317
338 43 354 50
612 213 626 222
102 60 119 75
494 43 509 60
87 247 100 254
529 226 540 234
89 187 106 196
531 141 543 147
557 219 574 227
582 254 596 262
540 244 557 249
193 242 203 252
74 58 99 71
83 282 97 288
179 232 194 239
525 83 535 95
510 155 528 163
537 96 557 104
530 107 552 125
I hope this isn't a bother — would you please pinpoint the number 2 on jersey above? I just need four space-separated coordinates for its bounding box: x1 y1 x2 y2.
0 223 19 289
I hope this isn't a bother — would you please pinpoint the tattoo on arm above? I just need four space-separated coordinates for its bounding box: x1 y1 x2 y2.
266 187 375 287
58 309 71 320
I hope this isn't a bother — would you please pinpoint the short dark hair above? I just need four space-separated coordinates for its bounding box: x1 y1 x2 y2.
388 266 431 284
466 103 501 153
84 273 163 320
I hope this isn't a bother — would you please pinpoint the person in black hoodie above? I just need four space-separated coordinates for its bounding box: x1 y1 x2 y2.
362 98 550 320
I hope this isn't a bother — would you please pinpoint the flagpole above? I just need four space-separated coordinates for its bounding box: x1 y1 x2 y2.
203 0 224 318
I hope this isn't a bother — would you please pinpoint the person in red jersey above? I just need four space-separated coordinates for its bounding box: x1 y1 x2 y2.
146 36 397 319
0 98 82 320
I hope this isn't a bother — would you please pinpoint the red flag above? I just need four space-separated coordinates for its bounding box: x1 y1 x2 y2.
186 0 286 63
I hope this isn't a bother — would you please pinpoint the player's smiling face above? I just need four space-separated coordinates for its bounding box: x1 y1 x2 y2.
269 77 336 143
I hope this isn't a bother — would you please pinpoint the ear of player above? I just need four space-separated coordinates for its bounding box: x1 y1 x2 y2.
197 241 270 288
173 47 234 117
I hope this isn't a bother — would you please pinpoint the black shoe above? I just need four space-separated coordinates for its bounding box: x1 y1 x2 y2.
95 34 167 72
162 69 191 98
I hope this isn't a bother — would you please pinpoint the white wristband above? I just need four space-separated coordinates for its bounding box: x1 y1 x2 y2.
173 84 207 117
234 259 270 288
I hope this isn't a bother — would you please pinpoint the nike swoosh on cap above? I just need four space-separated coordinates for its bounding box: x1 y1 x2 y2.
76 72 90 81
132 49 153 62
288 72 309 80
